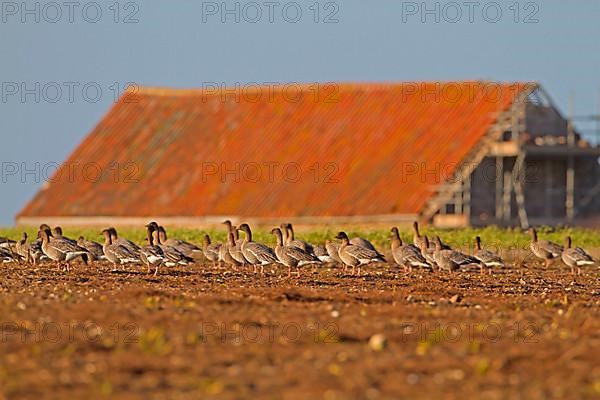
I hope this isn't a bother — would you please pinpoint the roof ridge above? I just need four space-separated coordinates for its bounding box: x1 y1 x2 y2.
129 81 536 97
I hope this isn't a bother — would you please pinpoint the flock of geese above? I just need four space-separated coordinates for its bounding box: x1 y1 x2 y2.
0 222 595 277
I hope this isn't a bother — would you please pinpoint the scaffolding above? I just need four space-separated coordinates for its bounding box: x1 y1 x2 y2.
424 85 600 228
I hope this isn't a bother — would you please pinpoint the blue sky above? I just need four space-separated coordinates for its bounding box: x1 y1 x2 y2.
1 0 600 225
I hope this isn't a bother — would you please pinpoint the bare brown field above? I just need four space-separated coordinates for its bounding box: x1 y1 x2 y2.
1 259 599 399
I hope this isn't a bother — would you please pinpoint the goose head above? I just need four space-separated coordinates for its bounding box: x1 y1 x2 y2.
222 220 233 231
237 224 252 241
101 229 113 245
335 232 349 244
39 224 52 236
52 226 64 237
270 227 283 245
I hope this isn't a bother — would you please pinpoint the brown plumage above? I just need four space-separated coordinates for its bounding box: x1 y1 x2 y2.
101 229 139 270
38 226 89 271
272 228 320 277
202 234 222 267
238 224 277 273
335 232 385 276
561 236 594 275
529 229 563 267
390 227 430 273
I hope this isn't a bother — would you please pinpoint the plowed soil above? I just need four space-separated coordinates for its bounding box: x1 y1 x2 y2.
1 259 599 399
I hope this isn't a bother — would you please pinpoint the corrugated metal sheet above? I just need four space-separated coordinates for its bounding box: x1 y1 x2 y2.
17 81 531 219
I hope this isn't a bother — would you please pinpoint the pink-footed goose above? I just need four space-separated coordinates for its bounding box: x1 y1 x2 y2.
562 236 594 275
529 229 563 267
101 228 139 270
473 236 504 274
202 235 222 267
38 226 90 271
390 227 430 273
271 227 320 277
335 231 385 276
140 222 165 276
238 224 277 273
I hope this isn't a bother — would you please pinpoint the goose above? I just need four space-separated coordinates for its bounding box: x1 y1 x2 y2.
420 236 437 267
562 236 594 275
271 227 320 277
37 226 90 271
412 221 428 251
223 220 248 266
220 231 242 269
77 236 106 261
108 227 142 258
473 236 504 274
325 240 343 264
529 228 563 267
283 223 314 254
154 229 194 266
101 229 139 270
313 245 334 263
348 235 386 260
335 231 385 276
140 222 165 276
413 221 451 251
51 226 78 246
390 227 430 273
157 226 202 258
433 236 479 272
237 223 278 273
202 235 222 267
16 232 44 265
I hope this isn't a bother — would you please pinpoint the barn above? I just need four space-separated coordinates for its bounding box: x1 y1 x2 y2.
16 81 600 228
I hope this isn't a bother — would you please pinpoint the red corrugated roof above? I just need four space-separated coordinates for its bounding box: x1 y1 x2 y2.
18 81 532 219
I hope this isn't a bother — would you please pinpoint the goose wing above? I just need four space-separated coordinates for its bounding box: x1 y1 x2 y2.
474 249 504 265
245 242 277 263
564 248 594 264
401 246 430 267
285 246 320 263
142 244 164 261
350 237 376 251
448 250 479 266
50 238 89 255
540 240 564 257
345 245 383 262
161 245 193 264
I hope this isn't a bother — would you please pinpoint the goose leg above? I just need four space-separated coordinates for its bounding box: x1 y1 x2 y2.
288 266 292 278
296 268 301 278
154 264 159 276
577 267 581 276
